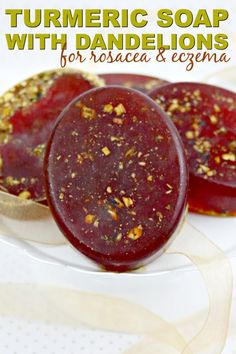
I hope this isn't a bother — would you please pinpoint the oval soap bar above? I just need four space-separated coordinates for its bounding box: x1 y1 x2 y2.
100 73 168 93
45 86 188 271
149 82 236 216
0 69 102 201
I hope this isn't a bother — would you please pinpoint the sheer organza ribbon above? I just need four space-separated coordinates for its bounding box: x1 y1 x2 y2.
0 190 233 353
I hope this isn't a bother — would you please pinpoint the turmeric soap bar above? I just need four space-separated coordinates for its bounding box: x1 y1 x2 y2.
45 86 188 271
0 69 101 201
100 73 168 93
149 82 236 216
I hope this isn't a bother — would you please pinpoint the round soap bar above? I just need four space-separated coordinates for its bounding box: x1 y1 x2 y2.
0 69 102 201
149 82 236 216
45 86 188 271
100 73 168 93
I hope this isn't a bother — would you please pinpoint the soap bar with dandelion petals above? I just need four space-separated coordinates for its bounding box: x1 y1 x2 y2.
0 69 102 201
100 73 168 93
45 86 188 271
149 82 236 216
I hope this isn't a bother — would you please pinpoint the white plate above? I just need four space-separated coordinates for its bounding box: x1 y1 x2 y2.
0 213 235 276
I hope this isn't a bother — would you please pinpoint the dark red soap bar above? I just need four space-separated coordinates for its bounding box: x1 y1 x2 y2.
100 73 168 93
0 70 102 201
149 82 236 216
45 86 188 271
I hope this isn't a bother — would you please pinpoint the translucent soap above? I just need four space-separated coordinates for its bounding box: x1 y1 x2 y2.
149 82 236 216
0 69 102 201
100 73 168 93
45 87 188 271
